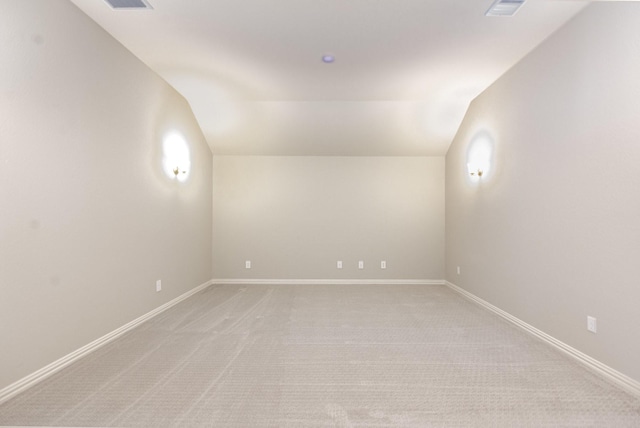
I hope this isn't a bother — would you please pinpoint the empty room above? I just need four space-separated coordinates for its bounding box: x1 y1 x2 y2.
1 0 639 426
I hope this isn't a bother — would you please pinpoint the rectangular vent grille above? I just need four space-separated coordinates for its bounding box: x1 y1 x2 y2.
485 0 526 17
104 0 152 9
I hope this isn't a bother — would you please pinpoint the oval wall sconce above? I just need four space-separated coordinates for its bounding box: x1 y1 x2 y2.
466 131 494 180
162 132 191 182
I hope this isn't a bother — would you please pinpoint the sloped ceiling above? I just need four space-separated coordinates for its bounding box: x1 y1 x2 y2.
70 0 587 155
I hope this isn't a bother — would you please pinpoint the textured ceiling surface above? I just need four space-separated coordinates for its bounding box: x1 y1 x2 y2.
70 0 587 155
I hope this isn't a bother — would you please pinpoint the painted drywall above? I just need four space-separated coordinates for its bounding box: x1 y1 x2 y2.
0 0 212 390
212 156 444 280
177 100 458 156
445 3 640 382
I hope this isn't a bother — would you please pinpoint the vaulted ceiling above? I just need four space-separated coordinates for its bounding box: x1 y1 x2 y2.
70 0 587 155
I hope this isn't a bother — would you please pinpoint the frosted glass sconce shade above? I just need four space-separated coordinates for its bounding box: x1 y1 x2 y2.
162 132 191 182
467 131 494 180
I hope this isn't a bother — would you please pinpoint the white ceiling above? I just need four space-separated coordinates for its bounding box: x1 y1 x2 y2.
70 0 587 156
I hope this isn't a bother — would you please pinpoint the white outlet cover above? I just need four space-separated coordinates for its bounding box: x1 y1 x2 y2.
457 266 461 275
337 261 343 269
381 261 386 269
245 261 251 269
156 280 161 292
358 261 364 269
587 316 597 333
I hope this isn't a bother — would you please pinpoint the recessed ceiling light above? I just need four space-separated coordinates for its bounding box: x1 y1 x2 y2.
322 54 335 64
485 0 526 17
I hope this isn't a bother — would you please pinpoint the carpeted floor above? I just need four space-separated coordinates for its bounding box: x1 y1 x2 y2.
1 284 639 427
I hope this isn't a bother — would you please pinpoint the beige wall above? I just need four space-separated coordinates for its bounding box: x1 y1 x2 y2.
190 101 454 156
0 0 212 390
445 3 640 382
212 156 444 280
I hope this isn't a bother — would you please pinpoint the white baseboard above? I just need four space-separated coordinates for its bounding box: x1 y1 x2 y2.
211 278 445 286
0 279 214 405
12 278 632 404
445 280 640 398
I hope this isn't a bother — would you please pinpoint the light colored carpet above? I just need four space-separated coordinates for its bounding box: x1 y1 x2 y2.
1 284 639 427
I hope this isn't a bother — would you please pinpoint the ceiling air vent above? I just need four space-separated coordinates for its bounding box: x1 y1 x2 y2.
485 0 526 17
104 0 153 9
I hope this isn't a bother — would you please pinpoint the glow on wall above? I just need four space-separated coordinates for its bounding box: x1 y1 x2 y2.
466 130 494 181
162 132 191 182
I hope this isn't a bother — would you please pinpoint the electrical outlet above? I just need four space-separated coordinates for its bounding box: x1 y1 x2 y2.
245 260 251 269
456 266 461 275
337 261 343 269
358 261 364 269
587 316 597 333
156 280 162 292
381 261 386 269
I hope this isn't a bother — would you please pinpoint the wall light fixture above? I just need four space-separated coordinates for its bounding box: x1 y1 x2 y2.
466 130 494 181
467 163 484 177
163 132 191 182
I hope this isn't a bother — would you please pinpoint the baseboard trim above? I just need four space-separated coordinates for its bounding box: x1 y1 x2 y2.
445 280 640 398
0 279 214 405
12 279 633 404
211 278 445 286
